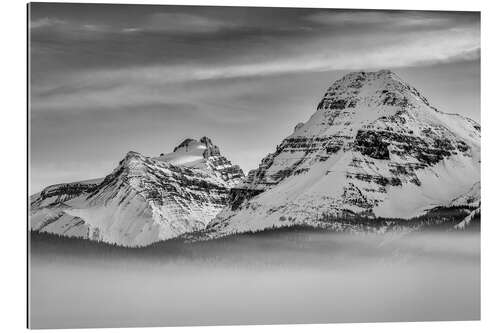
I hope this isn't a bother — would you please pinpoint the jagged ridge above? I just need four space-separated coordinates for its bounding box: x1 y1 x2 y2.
30 137 244 246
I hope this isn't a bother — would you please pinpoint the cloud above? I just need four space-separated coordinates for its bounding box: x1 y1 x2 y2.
31 20 479 115
31 12 237 39
29 8 479 123
306 10 463 28
30 17 112 37
138 12 234 33
30 17 65 29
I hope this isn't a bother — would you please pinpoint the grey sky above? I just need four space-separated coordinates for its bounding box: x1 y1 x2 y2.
29 4 480 193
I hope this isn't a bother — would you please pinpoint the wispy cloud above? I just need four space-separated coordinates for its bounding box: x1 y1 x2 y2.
30 17 112 37
305 10 456 27
32 12 240 36
31 21 479 113
30 17 65 29
135 12 235 33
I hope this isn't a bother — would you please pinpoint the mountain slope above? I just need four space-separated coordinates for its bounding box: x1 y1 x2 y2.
203 70 480 238
30 137 244 246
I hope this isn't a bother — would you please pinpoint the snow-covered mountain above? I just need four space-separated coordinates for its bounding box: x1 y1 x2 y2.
30 137 244 246
202 70 480 238
449 181 480 230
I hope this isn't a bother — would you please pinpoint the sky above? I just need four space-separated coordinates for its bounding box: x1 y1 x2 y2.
29 3 480 193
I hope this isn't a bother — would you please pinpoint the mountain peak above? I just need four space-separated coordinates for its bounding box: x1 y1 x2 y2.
316 69 429 114
110 151 148 178
199 136 221 157
326 69 403 93
342 69 396 81
172 136 219 155
120 151 144 166
200 136 213 146
173 138 199 153
156 136 223 166
173 136 220 158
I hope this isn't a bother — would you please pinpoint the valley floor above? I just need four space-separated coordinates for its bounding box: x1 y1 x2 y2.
29 229 480 328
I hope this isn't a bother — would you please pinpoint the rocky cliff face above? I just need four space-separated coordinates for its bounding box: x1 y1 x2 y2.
203 70 480 238
30 137 244 246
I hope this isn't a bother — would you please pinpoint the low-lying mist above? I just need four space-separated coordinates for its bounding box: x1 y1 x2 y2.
29 230 480 329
